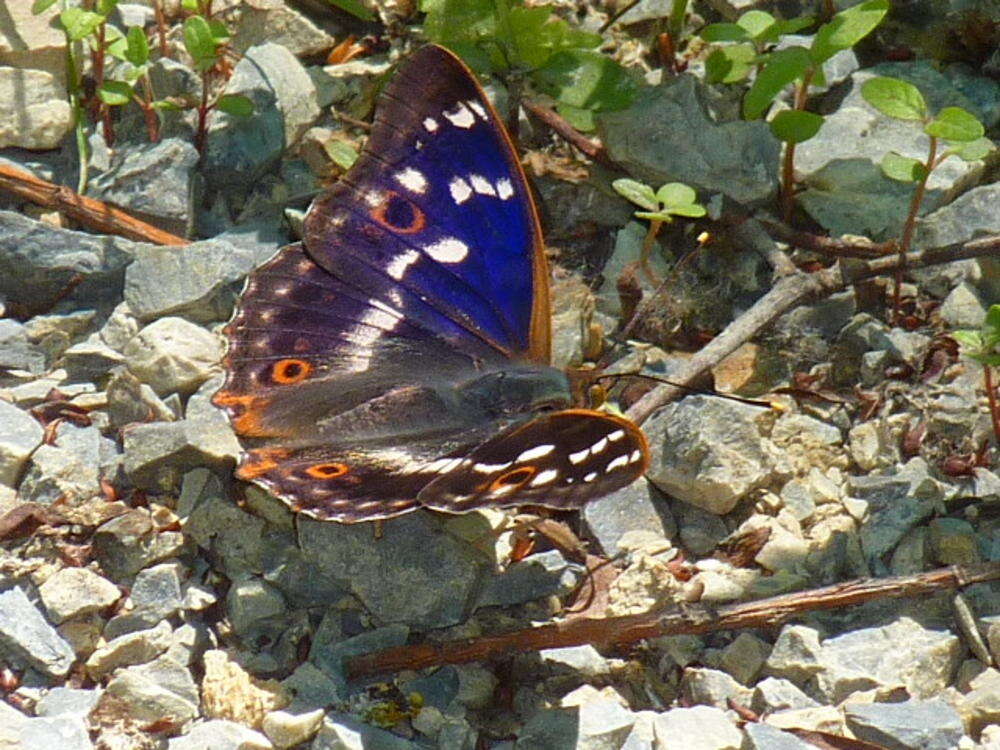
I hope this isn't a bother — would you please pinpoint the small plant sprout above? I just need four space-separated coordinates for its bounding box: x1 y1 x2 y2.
612 178 706 283
953 305 1000 447
703 0 889 222
860 76 993 323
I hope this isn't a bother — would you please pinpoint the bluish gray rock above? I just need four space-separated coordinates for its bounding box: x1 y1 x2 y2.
123 317 222 396
651 705 742 749
0 586 76 678
19 423 102 505
35 686 102 718
38 566 121 624
751 677 820 714
167 719 271 749
312 712 423 749
104 562 185 638
309 624 409 695
844 698 965 750
123 416 239 490
19 715 93 750
744 723 814 749
915 182 1000 252
298 512 488 630
104 654 200 724
582 479 676 556
599 75 780 206
0 398 43 486
92 508 187 581
0 318 46 373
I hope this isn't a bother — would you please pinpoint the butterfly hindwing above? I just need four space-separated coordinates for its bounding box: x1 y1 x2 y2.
304 45 549 362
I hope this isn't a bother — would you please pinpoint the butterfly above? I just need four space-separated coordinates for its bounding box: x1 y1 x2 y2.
212 44 649 523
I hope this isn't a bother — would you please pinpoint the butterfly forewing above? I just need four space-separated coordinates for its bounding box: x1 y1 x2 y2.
418 410 650 513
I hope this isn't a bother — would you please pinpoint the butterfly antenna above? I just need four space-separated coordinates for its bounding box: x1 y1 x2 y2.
596 372 781 411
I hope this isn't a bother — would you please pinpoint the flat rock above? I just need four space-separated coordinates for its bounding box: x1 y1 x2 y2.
104 655 200 724
915 181 1000 251
844 698 965 750
168 719 272 750
312 713 421 749
123 416 239 489
125 238 265 323
0 67 71 149
18 423 102 505
85 620 173 678
124 317 222 395
35 686 102 717
582 479 676 556
104 562 186 638
652 705 743 750
0 318 46 373
644 395 781 514
744 723 815 749
92 508 187 581
599 75 779 206
38 567 121 624
0 398 43 486
751 677 820 714
231 0 334 57
18 715 93 750
297 512 488 630
204 43 320 191
0 586 76 678
0 3 66 76
89 138 199 237
0 211 135 315
937 281 987 329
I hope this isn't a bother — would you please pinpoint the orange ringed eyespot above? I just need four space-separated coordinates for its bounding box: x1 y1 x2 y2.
306 462 349 479
272 358 312 384
371 191 426 234
489 466 536 492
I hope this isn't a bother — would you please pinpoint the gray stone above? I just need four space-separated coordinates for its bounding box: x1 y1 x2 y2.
945 63 1000 129
844 698 965 750
751 677 820 714
0 3 66 76
778 478 817 522
85 620 173 678
298 512 488 630
566 691 638 749
35 686 102 717
514 708 580 750
645 395 780 514
744 723 814 750
0 586 76 678
310 624 409 695
651 705 742 749
938 281 987 329
539 646 611 678
92 508 187 581
38 567 121 624
671 499 729 555
582 479 676 556
0 211 134 315
99 302 141 352
57 339 127 381
599 75 780 206
124 317 222 395
848 458 949 565
680 667 753 709
476 549 579 609
281 662 342 710
0 398 43 486
958 667 1000 735
0 318 46 373
915 182 1000 251
0 66 71 149
104 654 199 724
125 239 265 323
105 562 185 638
204 43 320 191
774 36 858 92
312 713 421 749
226 577 287 638
231 0 335 57
928 517 980 565
167 719 272 749
19 715 93 750
18 423 101 505
123 416 239 489
89 139 199 237
0 699 28 747
107 368 179 428
720 632 770 685
796 67 987 240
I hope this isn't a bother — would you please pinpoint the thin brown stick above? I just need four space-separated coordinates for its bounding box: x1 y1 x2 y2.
985 366 1000 446
0 163 189 246
522 99 616 169
757 217 892 259
346 562 1000 678
626 233 1000 426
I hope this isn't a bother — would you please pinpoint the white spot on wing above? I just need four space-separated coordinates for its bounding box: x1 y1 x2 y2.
345 299 402 372
386 249 420 280
608 429 626 442
630 449 643 463
530 468 559 487
584 471 598 483
606 454 630 472
423 117 438 132
395 167 427 194
444 102 475 128
590 437 609 455
470 174 496 196
496 178 514 200
467 100 487 119
474 461 512 473
568 448 590 465
449 177 473 204
517 444 555 462
424 237 468 263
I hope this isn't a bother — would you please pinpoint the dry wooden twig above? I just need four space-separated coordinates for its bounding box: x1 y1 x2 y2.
0 163 189 246
346 562 1000 678
522 99 616 170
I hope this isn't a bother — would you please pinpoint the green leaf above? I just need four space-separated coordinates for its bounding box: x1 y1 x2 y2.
533 49 637 126
635 204 706 220
655 182 697 208
978 353 1000 367
422 0 501 66
215 94 253 117
59 7 104 41
769 109 823 143
880 151 927 182
508 6 600 69
743 46 811 119
124 26 149 67
924 107 983 142
952 330 983 351
32 0 59 14
104 25 128 60
184 15 218 71
124 65 147 83
98 80 134 106
951 137 994 162
737 10 776 40
860 76 926 121
700 23 749 42
207 18 230 43
555 102 595 132
612 178 657 211
181 0 200 10
705 44 755 84
770 15 815 39
984 304 1000 341
97 0 119 15
151 99 184 111
324 139 360 170
321 0 376 21
810 0 888 64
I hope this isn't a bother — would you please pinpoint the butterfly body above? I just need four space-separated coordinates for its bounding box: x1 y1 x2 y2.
214 45 648 522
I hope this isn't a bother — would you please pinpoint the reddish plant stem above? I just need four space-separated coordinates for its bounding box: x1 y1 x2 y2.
893 135 937 322
985 365 1000 446
154 0 168 56
780 69 815 223
195 71 211 154
139 76 161 143
93 22 115 146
